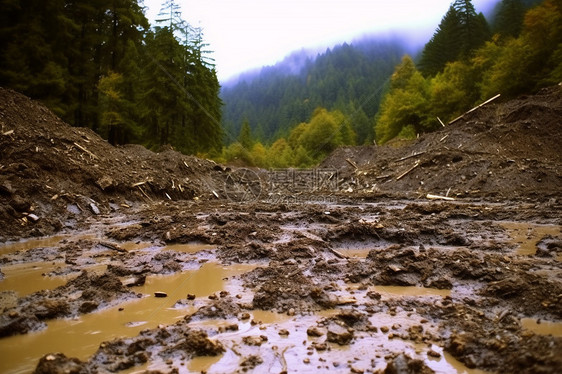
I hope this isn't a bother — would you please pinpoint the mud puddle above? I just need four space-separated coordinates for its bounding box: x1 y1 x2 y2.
0 261 257 374
124 310 483 374
0 235 70 255
521 318 562 337
501 222 561 255
0 261 70 296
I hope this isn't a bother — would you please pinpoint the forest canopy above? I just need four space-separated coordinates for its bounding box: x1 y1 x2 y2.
1 0 559 167
0 0 222 155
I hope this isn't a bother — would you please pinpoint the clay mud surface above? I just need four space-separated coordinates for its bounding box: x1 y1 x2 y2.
1 87 561 373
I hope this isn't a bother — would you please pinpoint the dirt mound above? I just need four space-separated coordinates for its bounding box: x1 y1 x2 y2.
321 85 562 200
0 87 227 241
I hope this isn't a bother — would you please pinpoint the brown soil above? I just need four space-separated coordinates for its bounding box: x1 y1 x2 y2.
0 86 561 373
321 85 562 200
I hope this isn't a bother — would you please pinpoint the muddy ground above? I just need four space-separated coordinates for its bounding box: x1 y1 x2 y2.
0 86 561 373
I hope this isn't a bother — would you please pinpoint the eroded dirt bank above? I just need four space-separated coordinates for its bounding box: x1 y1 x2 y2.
0 87 561 373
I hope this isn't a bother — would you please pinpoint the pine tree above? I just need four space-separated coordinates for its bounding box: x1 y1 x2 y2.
238 120 253 150
420 0 490 76
493 0 526 38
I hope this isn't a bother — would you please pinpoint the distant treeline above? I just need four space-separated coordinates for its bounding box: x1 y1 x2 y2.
219 0 560 168
0 0 222 155
221 40 410 146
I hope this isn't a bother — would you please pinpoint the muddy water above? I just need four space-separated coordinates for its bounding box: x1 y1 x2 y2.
373 285 451 298
164 243 216 253
143 312 481 374
0 261 70 296
0 262 256 374
521 318 562 337
0 235 68 255
501 222 561 256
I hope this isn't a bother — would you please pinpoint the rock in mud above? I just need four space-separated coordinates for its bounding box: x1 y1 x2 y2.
326 323 354 345
33 353 86 374
187 298 241 320
384 353 435 374
0 313 45 337
164 330 224 357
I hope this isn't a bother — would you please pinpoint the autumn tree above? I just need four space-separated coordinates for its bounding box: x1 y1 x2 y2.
375 56 430 144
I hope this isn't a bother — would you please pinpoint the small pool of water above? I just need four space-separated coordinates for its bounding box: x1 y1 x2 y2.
521 318 562 337
0 262 257 374
501 222 560 256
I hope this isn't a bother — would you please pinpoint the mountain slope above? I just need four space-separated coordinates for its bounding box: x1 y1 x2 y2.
221 37 415 145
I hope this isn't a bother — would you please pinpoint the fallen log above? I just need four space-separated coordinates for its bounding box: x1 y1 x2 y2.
448 94 501 125
99 241 126 252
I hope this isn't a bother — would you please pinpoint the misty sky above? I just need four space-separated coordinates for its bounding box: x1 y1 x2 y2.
143 0 497 82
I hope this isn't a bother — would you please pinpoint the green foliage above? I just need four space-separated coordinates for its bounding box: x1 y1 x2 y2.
238 120 253 150
420 0 490 76
376 0 562 145
481 0 562 98
0 0 223 155
493 0 526 38
375 56 430 144
222 107 355 168
221 39 407 146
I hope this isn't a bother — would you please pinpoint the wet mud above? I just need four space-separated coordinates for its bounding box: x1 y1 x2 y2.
1 84 562 373
1 198 561 373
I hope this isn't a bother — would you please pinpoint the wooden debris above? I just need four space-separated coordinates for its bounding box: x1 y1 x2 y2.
99 241 126 252
89 203 100 215
132 181 147 187
449 94 501 125
440 134 449 142
212 190 219 199
165 192 172 200
437 117 445 127
396 161 420 181
388 264 403 272
329 247 348 259
137 186 152 201
2 130 14 136
346 158 359 170
154 292 168 298
72 142 98 160
397 152 425 162
27 213 40 223
426 194 455 201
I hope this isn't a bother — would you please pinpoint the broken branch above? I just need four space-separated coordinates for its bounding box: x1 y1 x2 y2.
426 193 455 201
346 158 358 170
397 152 425 162
73 142 98 160
396 161 420 181
449 94 501 125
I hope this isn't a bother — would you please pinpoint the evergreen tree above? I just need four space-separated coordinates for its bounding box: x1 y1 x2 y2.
420 0 490 76
238 120 253 150
419 6 463 76
493 0 526 38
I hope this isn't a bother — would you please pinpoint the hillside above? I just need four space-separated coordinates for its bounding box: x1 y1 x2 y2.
0 87 227 240
321 84 562 199
0 86 561 374
221 37 413 144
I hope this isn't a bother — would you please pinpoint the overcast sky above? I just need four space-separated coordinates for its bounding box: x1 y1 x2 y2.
143 0 497 82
